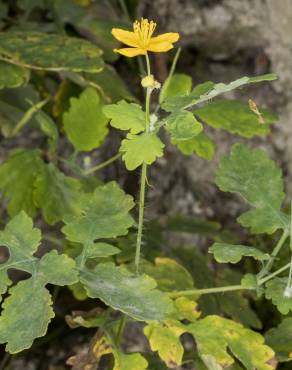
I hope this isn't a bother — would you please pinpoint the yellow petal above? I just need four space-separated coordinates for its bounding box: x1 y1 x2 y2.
148 32 180 52
114 47 147 57
111 28 140 47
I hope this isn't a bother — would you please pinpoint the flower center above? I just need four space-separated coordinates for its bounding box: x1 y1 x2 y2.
133 18 156 48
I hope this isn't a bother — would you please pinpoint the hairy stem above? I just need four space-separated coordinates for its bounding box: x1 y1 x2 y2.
135 162 147 273
115 314 127 346
258 262 291 285
134 54 152 274
84 152 122 175
257 230 289 280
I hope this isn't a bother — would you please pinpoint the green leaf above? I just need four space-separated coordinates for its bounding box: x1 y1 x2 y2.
34 163 81 225
63 87 108 152
0 211 40 296
0 61 29 89
0 212 78 353
120 133 164 170
160 73 192 103
215 144 287 234
209 243 269 264
189 315 275 370
165 110 203 140
62 182 134 264
37 250 78 286
144 321 186 368
103 100 145 134
265 318 292 362
195 100 276 138
0 279 54 353
113 350 148 370
265 278 292 314
80 262 174 321
172 131 215 160
0 32 104 72
162 74 277 112
141 257 194 292
0 149 44 217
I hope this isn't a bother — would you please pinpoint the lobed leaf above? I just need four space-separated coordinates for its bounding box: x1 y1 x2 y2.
195 100 276 138
265 318 292 362
62 182 134 264
80 262 174 321
189 315 275 370
34 163 81 225
120 133 164 170
63 87 108 152
215 144 287 234
144 321 186 368
103 100 145 133
0 213 78 353
0 32 104 72
113 350 148 370
165 109 203 141
265 278 292 314
209 243 269 264
172 131 215 160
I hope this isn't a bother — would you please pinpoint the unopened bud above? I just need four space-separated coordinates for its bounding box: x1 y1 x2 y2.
141 75 161 90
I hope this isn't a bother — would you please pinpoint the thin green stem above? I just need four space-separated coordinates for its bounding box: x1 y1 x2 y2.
145 53 151 77
134 55 152 274
168 285 246 298
135 162 147 273
290 201 292 251
168 47 182 80
12 98 49 136
257 230 289 279
258 262 291 285
84 152 122 175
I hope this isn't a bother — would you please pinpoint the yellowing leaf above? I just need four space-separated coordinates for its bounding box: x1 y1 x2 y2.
144 321 186 368
189 315 275 370
113 350 148 370
120 133 164 170
63 87 108 152
174 296 200 322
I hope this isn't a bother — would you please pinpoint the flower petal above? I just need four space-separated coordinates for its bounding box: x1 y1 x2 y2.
111 28 140 47
148 32 180 52
114 47 147 57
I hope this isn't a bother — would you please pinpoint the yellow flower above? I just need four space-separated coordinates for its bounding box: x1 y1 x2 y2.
112 18 179 57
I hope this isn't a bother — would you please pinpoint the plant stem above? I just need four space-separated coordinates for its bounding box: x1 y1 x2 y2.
258 262 291 285
135 162 147 273
84 152 122 175
134 54 152 274
257 230 289 279
168 284 246 298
